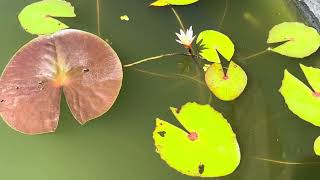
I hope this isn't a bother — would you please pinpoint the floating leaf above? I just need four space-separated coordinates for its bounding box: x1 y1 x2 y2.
205 61 247 101
150 0 199 6
120 15 130 21
18 0 76 35
279 65 320 127
153 102 241 177
314 136 320 156
267 22 320 58
196 30 235 63
0 29 123 135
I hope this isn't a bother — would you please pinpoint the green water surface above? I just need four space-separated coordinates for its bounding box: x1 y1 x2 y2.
0 0 320 179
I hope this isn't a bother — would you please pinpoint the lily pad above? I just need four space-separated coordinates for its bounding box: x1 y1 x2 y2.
196 30 235 63
314 136 320 156
18 0 76 35
205 61 247 101
153 102 240 177
0 29 123 135
150 0 199 6
267 22 320 58
279 65 320 127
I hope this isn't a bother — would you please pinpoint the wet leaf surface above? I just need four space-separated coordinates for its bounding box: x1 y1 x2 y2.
205 61 247 101
18 0 76 35
267 22 320 58
197 30 235 63
153 102 241 177
0 29 123 134
279 65 320 127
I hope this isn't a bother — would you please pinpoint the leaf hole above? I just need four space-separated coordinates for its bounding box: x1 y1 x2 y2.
198 164 205 174
83 68 90 73
158 131 166 137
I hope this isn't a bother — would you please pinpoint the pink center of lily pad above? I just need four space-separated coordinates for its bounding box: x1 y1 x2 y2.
188 132 198 141
313 92 320 97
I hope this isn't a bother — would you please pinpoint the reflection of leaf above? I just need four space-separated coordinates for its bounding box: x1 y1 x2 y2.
153 102 240 177
150 0 199 6
205 61 247 101
267 22 320 58
196 30 235 63
314 136 320 156
18 0 76 35
0 29 123 135
279 65 320 127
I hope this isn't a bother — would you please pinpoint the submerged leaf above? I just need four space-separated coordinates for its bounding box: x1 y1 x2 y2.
197 30 235 63
18 0 76 35
267 22 320 58
150 0 199 6
279 66 320 127
314 136 320 156
205 61 247 101
153 102 240 177
0 29 123 135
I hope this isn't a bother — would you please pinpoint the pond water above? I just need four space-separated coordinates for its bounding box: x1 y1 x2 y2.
0 0 320 179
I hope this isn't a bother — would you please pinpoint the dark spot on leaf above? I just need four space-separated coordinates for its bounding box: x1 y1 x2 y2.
158 131 166 137
16 87 20 89
198 164 205 174
83 68 90 73
38 81 44 85
0 99 5 103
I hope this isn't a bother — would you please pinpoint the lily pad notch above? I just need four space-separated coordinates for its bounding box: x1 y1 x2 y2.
0 29 123 135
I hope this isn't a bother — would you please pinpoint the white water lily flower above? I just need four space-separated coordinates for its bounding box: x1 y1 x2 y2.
175 26 196 49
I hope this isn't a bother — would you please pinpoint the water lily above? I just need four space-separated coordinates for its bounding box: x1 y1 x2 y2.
175 26 196 49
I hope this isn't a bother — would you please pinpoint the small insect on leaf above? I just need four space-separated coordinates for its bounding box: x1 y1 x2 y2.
267 22 320 58
18 0 76 35
153 102 241 177
279 64 320 127
196 30 235 63
205 61 247 101
150 0 199 6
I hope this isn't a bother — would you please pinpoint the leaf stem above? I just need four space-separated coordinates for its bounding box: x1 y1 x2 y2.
170 7 186 31
238 48 270 61
96 0 101 36
255 157 320 165
218 0 229 31
123 53 193 68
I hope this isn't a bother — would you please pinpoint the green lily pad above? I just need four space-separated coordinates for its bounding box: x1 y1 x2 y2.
314 136 320 156
18 0 76 35
196 30 235 63
267 22 320 58
153 102 240 177
279 65 320 127
205 61 247 101
150 0 199 6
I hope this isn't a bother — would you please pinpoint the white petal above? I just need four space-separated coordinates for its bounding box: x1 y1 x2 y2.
176 39 183 44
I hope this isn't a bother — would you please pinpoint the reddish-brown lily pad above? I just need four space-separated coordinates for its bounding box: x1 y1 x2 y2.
0 29 123 135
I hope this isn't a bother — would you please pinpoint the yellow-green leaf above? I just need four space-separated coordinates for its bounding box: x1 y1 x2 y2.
279 67 320 127
153 102 240 177
300 64 320 92
314 136 320 156
150 0 199 6
267 22 320 58
205 61 247 101
196 30 235 63
18 0 76 35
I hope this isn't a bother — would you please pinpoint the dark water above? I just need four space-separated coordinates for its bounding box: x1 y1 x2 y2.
0 0 320 179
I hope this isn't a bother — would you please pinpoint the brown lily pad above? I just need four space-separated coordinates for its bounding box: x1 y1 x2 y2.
0 29 123 135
